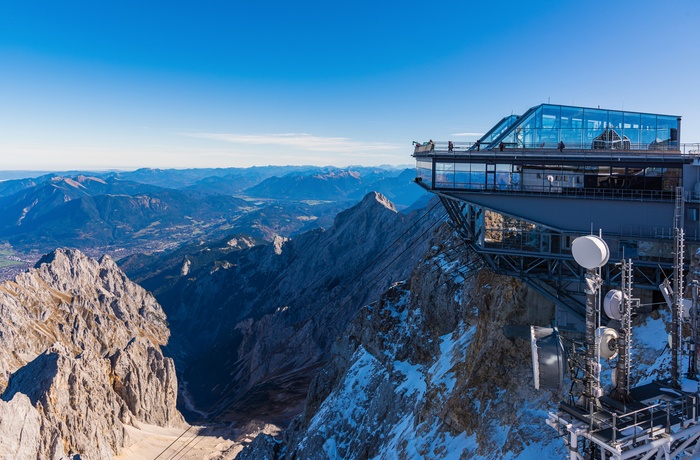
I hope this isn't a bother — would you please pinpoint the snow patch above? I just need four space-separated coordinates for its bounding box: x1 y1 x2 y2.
394 360 426 398
634 314 668 350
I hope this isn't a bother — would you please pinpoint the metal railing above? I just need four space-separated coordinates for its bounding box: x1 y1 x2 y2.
413 141 700 156
587 394 697 446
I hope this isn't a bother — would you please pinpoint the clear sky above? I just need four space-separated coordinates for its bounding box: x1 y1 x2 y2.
1 0 699 170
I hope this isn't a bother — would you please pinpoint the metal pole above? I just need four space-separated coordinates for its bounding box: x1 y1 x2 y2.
672 226 685 389
584 268 600 409
690 282 699 379
613 259 633 402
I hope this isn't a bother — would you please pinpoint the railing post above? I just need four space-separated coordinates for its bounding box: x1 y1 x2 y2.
666 403 671 434
612 413 617 444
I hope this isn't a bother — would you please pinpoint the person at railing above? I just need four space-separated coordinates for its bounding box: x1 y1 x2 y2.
429 139 435 151
499 141 505 152
448 140 453 152
558 141 565 152
475 139 481 151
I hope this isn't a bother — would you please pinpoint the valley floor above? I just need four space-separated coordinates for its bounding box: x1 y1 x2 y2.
114 423 236 460
114 421 282 460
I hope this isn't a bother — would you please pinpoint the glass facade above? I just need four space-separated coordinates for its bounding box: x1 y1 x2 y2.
486 104 680 151
416 159 433 186
474 115 519 146
428 159 681 198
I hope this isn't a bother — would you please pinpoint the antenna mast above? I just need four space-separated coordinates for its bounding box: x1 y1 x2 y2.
672 186 685 388
612 259 636 402
572 235 609 410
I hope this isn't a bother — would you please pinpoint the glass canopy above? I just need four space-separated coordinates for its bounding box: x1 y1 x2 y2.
483 104 680 151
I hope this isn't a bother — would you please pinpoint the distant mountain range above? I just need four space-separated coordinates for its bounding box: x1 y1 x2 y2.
0 166 426 273
0 175 248 251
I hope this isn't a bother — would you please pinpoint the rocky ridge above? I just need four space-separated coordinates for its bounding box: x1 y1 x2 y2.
126 192 443 424
237 224 568 459
236 224 681 459
0 248 183 459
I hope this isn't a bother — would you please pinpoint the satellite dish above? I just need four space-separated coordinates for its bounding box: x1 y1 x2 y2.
597 327 619 360
604 290 625 320
572 235 610 269
530 326 564 390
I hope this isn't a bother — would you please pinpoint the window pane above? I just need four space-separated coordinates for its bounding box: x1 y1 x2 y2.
435 162 454 188
542 105 560 129
537 128 558 148
561 106 583 129
469 163 486 189
608 111 623 130
623 113 641 147
584 109 607 146
641 114 657 146
454 163 470 187
560 129 582 148
657 115 679 147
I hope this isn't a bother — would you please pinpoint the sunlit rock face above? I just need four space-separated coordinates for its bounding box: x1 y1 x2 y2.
0 248 183 459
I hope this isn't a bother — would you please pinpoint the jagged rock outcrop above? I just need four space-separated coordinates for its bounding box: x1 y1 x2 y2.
238 224 566 459
0 393 40 459
3 344 127 459
0 248 183 459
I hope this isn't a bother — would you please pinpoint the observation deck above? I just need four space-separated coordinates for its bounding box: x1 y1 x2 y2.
413 103 700 329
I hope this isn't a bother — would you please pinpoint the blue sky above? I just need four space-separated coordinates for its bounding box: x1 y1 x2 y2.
1 0 699 170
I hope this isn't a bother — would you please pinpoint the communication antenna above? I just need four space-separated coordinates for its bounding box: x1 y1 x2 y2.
689 281 699 379
572 234 609 410
672 187 685 388
610 259 637 402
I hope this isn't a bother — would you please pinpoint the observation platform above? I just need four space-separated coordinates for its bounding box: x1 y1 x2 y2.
415 144 699 234
413 103 700 328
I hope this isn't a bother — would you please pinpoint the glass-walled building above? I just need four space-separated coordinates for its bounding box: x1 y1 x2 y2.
414 103 686 199
483 104 680 151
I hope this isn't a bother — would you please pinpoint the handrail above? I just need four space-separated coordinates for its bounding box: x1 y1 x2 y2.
587 395 692 441
413 141 700 156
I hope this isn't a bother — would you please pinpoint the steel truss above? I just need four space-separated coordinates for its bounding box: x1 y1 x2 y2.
438 194 674 323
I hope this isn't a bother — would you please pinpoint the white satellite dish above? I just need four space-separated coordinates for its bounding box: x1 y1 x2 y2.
597 327 619 360
572 235 610 269
604 290 625 320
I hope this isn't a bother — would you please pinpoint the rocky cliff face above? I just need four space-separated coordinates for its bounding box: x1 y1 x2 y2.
238 224 568 459
0 249 183 459
126 192 442 424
